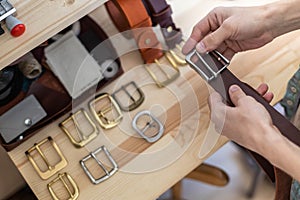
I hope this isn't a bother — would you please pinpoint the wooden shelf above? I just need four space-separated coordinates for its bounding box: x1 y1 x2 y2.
0 0 107 69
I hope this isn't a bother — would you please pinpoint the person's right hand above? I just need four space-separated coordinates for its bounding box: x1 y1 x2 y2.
182 6 277 59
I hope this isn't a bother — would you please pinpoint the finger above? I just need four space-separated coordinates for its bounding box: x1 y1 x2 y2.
256 83 269 96
196 23 231 53
216 43 228 54
228 85 247 106
263 92 274 103
222 48 235 60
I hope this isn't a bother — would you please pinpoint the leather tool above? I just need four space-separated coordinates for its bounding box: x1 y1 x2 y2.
186 49 300 199
105 0 164 64
141 0 182 49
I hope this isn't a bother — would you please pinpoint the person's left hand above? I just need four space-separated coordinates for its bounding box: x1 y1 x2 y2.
208 83 278 154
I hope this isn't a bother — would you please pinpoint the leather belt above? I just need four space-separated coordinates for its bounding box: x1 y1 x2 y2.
105 0 164 63
141 0 183 49
186 50 298 200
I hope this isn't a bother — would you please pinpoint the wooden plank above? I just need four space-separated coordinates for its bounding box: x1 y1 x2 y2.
0 0 107 69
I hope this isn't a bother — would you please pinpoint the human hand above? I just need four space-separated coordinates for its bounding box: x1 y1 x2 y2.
208 83 278 154
182 6 276 59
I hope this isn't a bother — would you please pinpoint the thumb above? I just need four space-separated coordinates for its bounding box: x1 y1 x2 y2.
229 85 247 106
196 25 230 53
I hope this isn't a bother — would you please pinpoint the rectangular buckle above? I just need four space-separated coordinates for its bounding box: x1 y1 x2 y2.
89 93 123 129
25 136 67 180
80 146 118 185
112 81 144 111
47 172 79 200
0 1 16 22
59 109 98 148
132 110 164 143
144 58 180 88
185 50 230 82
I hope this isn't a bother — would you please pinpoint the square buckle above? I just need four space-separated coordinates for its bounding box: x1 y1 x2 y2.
144 58 180 88
47 172 79 200
80 146 118 185
185 50 229 82
89 93 123 129
112 81 144 111
59 109 98 148
25 136 67 180
132 110 164 143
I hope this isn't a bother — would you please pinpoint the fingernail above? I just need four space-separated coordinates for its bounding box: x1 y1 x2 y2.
196 41 206 53
182 38 195 54
229 85 239 93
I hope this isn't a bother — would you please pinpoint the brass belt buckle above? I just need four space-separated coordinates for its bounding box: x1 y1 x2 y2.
89 93 123 129
80 146 118 185
166 43 187 66
112 81 144 111
59 109 98 148
145 58 180 88
25 136 67 180
185 50 229 82
132 110 164 143
47 172 79 200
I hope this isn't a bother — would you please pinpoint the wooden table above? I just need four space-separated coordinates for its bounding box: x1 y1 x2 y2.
5 0 300 199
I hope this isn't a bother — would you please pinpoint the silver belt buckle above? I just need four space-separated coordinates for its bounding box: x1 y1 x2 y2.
112 81 144 111
132 110 164 143
80 146 118 185
185 50 230 82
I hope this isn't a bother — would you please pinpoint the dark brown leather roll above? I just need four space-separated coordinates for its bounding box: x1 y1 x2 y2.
142 0 183 49
105 0 164 64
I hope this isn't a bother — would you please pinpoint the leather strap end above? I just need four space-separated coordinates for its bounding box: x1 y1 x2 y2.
141 48 164 64
152 5 172 26
163 27 183 49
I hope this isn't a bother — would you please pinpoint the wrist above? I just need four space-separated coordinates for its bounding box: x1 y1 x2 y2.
264 0 300 38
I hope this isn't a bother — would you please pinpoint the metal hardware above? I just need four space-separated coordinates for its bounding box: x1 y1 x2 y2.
89 93 123 129
59 109 98 148
0 0 15 22
47 172 79 200
185 49 230 82
112 81 144 111
144 58 180 88
80 146 118 185
167 44 187 66
25 137 67 180
132 110 164 143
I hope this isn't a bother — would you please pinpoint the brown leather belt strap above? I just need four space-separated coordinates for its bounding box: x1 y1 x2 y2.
141 0 183 49
186 50 298 199
105 0 164 63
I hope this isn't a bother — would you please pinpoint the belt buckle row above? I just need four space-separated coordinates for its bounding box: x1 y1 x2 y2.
25 136 67 180
80 146 118 184
185 49 230 82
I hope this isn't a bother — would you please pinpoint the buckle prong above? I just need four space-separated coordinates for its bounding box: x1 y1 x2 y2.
185 50 229 82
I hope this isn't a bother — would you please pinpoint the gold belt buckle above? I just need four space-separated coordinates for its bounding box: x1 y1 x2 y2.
89 93 123 129
80 146 118 184
132 110 164 143
59 109 98 148
25 136 67 180
166 43 187 66
47 172 79 200
144 58 180 88
112 81 144 111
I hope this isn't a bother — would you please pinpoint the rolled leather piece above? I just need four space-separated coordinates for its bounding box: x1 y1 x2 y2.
105 0 164 64
141 0 183 49
0 16 123 151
